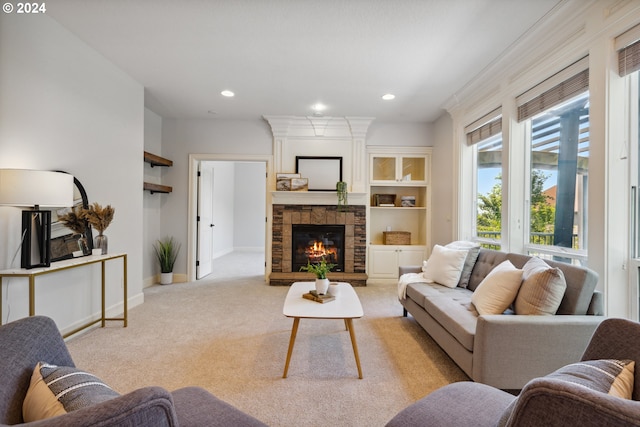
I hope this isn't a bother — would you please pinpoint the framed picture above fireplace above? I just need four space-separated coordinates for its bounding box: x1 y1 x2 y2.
295 156 342 191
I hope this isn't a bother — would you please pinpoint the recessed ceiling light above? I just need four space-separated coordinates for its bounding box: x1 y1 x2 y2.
221 90 235 97
312 103 326 112
382 94 396 100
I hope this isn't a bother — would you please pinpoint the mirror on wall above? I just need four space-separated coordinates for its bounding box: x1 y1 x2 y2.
49 174 93 261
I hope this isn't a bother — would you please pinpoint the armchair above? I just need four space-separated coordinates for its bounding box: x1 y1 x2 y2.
386 318 640 427
0 315 267 426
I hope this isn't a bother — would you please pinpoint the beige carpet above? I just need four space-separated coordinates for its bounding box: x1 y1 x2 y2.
66 251 468 427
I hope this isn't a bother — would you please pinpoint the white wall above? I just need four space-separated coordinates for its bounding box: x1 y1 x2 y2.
143 108 163 285
0 14 144 334
431 113 455 246
367 121 433 147
234 162 267 250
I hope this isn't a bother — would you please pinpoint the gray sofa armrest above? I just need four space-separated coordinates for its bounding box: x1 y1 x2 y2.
399 265 422 276
172 386 267 427
385 381 515 427
473 315 605 390
504 377 640 427
13 386 178 427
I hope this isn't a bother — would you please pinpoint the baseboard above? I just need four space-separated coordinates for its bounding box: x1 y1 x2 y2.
233 247 264 252
145 273 189 287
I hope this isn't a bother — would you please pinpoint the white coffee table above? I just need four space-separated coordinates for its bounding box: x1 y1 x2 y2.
282 281 364 379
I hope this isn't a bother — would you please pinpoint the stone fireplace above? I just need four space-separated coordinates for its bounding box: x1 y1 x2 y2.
263 115 374 286
270 204 367 286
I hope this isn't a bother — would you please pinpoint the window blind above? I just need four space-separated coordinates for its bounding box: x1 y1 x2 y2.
516 57 589 122
466 116 502 146
619 40 640 76
465 107 502 146
617 22 640 76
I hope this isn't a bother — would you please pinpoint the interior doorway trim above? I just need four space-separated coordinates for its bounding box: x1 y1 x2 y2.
187 153 273 282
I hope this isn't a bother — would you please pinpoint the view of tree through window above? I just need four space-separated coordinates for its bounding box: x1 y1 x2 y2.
476 134 502 246
528 91 590 251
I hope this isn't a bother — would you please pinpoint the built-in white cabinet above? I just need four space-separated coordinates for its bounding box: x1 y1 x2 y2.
368 245 425 280
367 147 432 284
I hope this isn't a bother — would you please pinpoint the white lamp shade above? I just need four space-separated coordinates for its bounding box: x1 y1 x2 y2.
0 169 74 207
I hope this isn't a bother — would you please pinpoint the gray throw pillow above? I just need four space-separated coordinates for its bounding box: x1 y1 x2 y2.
445 241 481 288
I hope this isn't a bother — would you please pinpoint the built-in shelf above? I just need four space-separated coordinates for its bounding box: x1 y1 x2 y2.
143 182 172 194
144 151 173 167
144 151 173 194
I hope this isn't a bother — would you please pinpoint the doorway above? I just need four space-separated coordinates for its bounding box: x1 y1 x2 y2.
187 154 272 282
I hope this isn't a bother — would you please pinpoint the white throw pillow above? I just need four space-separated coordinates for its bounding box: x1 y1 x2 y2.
471 260 523 315
421 244 469 288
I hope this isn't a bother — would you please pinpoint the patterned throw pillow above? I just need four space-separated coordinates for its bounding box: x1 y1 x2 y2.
23 362 120 422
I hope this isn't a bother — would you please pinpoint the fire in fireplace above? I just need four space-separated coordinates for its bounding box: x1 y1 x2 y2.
292 224 345 272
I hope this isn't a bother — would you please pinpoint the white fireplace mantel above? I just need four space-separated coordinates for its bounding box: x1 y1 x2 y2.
271 191 368 206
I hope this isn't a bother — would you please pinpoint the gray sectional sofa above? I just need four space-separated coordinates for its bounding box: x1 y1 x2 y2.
399 248 606 390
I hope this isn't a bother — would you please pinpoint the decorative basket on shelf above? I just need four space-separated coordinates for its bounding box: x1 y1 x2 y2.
383 231 411 245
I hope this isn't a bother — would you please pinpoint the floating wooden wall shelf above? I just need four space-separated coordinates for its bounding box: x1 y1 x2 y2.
143 182 172 194
144 151 173 194
144 151 173 167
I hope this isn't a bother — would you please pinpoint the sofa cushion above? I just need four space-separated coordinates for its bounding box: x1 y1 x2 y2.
23 362 120 422
421 244 469 288
445 241 481 289
406 282 472 309
421 287 477 351
515 257 567 315
471 260 523 315
467 250 510 291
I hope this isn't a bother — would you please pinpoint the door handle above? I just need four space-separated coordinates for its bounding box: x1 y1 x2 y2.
210 224 215 227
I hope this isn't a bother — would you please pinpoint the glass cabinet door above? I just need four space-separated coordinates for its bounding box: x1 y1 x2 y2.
401 157 425 182
371 156 396 181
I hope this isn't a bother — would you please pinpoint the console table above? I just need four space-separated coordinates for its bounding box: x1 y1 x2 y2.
0 252 127 338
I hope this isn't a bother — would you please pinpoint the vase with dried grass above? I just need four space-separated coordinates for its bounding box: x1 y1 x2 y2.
57 206 90 255
82 202 115 255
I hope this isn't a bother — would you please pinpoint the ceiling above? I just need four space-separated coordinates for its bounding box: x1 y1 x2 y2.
47 0 563 122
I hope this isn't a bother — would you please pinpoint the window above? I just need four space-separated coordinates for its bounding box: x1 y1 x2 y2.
618 25 640 320
517 58 589 263
466 111 502 249
528 93 589 258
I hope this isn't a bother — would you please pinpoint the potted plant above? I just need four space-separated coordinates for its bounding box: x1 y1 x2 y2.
299 257 336 295
153 237 181 285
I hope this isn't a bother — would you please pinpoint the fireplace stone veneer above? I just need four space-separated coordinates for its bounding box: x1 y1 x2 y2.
271 204 367 286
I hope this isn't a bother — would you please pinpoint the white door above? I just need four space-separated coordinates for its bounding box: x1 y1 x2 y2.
197 164 214 279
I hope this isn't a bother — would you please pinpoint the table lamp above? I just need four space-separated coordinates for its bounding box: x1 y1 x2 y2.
0 169 74 268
